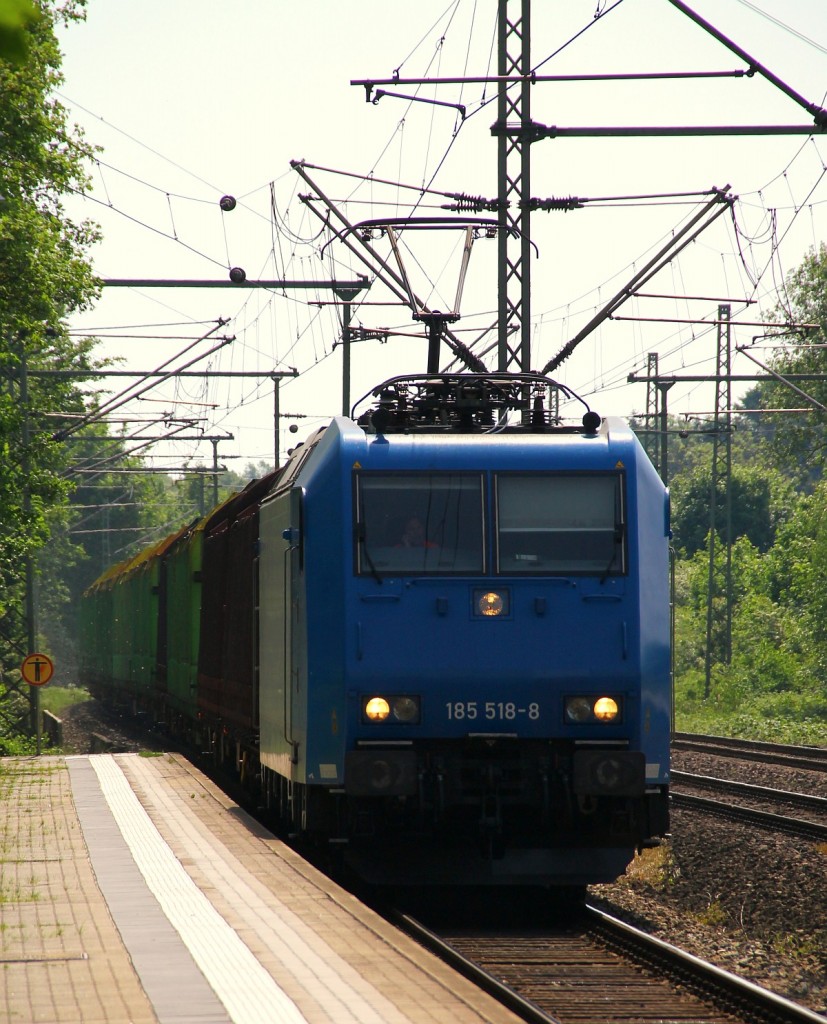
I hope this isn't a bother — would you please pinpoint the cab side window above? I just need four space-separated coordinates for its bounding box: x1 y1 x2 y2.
495 473 625 575
355 472 485 576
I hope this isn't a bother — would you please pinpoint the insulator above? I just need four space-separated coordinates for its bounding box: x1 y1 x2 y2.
528 196 584 212
444 193 498 213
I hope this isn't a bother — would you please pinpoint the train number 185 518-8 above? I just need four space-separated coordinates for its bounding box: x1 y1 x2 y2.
446 701 540 721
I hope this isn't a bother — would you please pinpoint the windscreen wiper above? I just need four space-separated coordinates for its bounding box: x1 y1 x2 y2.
355 523 382 585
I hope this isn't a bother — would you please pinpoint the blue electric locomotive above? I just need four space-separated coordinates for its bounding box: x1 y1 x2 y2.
256 373 671 886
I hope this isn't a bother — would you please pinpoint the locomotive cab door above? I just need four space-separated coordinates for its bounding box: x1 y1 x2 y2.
284 486 306 767
258 485 304 778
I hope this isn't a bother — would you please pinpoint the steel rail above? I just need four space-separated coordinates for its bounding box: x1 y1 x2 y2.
673 733 827 772
671 791 827 842
392 912 562 1024
671 770 827 816
585 905 827 1024
392 905 827 1024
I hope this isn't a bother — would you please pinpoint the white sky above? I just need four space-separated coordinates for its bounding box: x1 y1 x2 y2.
56 0 827 471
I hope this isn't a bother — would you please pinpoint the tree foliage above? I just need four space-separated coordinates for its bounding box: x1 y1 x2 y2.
750 243 827 480
670 461 796 556
672 443 827 743
668 246 827 742
0 0 99 694
0 1 99 328
0 0 41 64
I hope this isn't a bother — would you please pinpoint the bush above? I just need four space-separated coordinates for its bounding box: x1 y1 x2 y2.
674 701 827 745
0 732 37 756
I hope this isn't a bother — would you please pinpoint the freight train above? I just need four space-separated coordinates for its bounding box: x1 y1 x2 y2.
79 372 672 888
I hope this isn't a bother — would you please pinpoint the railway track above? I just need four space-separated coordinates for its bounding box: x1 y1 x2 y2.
672 733 827 773
672 770 827 819
394 904 826 1024
670 790 827 842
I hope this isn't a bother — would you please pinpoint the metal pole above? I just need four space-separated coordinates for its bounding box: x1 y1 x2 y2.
334 288 360 416
723 309 733 667
704 304 732 697
343 301 352 416
20 339 41 754
497 0 532 372
645 353 660 473
273 376 280 466
426 317 442 375
211 439 219 507
657 381 674 486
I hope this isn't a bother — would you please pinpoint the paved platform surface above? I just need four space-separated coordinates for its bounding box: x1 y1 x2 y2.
0 753 525 1024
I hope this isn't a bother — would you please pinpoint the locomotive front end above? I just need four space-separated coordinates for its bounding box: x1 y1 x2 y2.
336 375 671 886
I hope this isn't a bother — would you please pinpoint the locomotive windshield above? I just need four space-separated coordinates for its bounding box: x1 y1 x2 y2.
355 472 485 575
354 470 626 577
495 472 625 575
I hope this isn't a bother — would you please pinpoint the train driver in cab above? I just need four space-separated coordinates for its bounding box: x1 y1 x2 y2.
398 515 438 549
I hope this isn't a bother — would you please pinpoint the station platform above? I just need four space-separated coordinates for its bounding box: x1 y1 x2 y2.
0 752 524 1024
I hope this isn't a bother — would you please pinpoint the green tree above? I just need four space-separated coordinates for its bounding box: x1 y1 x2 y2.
0 0 40 63
753 243 827 480
673 461 827 741
669 460 798 556
760 479 827 654
0 0 99 720
38 443 202 683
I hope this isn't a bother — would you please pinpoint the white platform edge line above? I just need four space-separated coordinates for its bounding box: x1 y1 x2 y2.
67 756 232 1024
88 754 308 1024
124 753 407 1024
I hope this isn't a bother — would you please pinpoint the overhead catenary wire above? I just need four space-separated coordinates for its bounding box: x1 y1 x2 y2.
55 1 827 460
53 320 233 441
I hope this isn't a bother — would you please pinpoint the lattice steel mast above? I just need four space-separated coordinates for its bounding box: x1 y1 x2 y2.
644 353 660 473
704 304 733 696
496 0 532 372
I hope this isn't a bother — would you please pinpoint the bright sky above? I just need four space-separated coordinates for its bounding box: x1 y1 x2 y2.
56 0 827 471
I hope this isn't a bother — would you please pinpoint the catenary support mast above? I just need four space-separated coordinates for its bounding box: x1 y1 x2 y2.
497 0 532 372
704 304 733 696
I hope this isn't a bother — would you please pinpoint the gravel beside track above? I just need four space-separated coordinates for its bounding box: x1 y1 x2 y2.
56 701 827 1018
592 748 827 1018
674 749 827 799
58 698 163 755
671 773 827 830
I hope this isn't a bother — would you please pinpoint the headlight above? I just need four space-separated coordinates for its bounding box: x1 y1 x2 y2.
594 696 619 721
478 591 504 616
564 695 622 724
392 696 420 723
364 697 390 721
362 695 421 724
564 696 593 723
474 588 510 617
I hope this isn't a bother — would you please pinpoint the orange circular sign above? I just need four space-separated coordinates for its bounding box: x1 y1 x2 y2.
21 654 54 686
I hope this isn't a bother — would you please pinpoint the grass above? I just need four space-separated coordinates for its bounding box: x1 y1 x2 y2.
695 898 728 927
38 685 91 717
0 883 40 904
620 843 679 888
681 715 826 746
674 705 827 746
771 929 824 960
